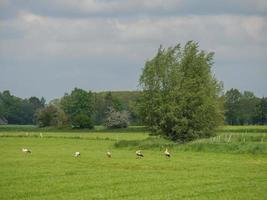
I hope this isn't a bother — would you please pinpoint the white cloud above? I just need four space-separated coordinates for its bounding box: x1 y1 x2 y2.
0 1 267 99
1 12 266 64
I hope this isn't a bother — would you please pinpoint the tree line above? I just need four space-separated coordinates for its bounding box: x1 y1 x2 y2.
1 41 266 142
224 89 267 125
1 88 265 127
0 91 45 124
0 89 139 128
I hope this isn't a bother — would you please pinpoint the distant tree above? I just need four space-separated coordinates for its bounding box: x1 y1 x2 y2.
224 89 261 125
29 96 45 110
139 41 224 142
28 96 45 124
72 113 93 129
36 104 69 127
60 88 95 128
36 105 57 127
40 97 46 106
239 91 259 124
104 92 123 111
253 97 267 125
0 96 5 119
224 89 242 125
128 99 141 125
94 91 124 125
0 90 36 124
105 107 130 128
93 93 106 125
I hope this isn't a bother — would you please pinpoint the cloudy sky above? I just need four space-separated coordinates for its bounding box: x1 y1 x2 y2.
0 0 266 100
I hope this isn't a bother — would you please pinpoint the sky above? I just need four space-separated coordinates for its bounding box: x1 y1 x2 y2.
0 0 267 101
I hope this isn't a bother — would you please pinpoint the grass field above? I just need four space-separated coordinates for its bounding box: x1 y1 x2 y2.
0 126 267 200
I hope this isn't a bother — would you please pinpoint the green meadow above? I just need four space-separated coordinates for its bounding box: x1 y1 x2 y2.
0 126 267 200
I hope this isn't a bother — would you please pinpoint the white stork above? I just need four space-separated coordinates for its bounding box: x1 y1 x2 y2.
136 150 144 158
106 151 112 158
164 148 170 158
22 148 31 153
74 152 80 157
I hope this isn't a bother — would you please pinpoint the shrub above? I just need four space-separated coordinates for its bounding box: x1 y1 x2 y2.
105 107 130 129
36 105 69 127
72 113 93 129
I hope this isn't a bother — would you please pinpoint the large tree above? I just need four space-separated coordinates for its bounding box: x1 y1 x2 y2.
60 88 95 128
139 41 224 142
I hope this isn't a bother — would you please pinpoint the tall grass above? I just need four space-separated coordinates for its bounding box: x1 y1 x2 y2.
219 125 267 133
114 128 267 154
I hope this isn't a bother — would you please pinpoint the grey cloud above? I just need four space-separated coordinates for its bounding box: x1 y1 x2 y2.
0 1 266 100
1 0 267 20
1 13 266 62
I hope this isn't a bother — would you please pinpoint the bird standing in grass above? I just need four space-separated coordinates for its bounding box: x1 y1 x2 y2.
22 148 31 153
106 151 112 158
164 148 170 158
74 152 80 157
136 150 144 158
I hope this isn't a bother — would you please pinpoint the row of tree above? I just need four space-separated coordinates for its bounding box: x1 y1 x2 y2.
0 91 45 124
224 89 267 125
36 88 130 129
0 89 139 127
1 41 266 142
1 87 265 127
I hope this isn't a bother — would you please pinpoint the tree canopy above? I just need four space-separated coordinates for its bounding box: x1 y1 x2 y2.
0 90 45 124
60 88 95 128
138 41 224 142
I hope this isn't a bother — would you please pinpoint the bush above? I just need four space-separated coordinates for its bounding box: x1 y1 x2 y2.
72 113 93 129
105 107 130 129
36 105 69 127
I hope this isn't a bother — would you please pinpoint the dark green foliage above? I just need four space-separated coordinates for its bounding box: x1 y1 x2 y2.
72 113 93 129
224 89 266 125
36 104 69 127
93 91 141 125
0 90 45 124
60 88 95 128
61 88 95 117
139 41 224 142
104 107 130 128
224 89 242 125
36 105 57 127
253 97 267 125
0 89 142 126
93 91 123 125
29 96 45 111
